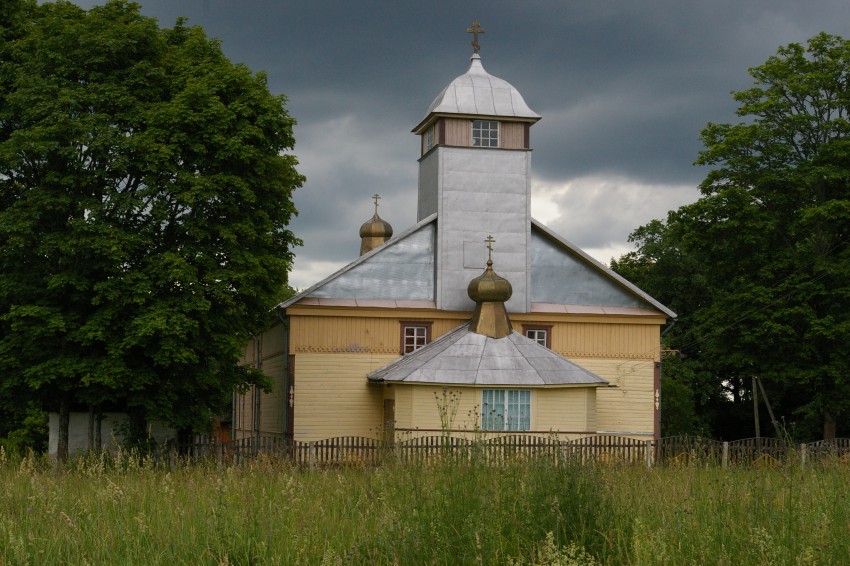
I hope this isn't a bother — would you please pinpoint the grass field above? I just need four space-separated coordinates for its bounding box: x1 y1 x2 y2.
1 449 848 565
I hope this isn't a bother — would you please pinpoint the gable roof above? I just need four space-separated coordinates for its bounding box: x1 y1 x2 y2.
367 322 608 387
530 219 676 318
279 214 675 319
278 214 437 310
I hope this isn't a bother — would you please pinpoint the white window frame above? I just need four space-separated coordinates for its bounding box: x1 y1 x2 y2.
522 324 552 349
402 324 430 354
472 120 499 147
526 329 548 347
482 389 531 431
425 124 435 151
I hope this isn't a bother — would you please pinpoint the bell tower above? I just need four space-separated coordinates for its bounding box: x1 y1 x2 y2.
412 23 540 313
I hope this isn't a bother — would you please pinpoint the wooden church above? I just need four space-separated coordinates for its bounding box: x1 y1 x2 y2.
233 29 675 445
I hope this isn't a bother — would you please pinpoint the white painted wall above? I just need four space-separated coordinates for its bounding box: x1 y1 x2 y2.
48 412 174 456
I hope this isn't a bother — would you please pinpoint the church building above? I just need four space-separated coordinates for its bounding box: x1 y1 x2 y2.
233 26 675 444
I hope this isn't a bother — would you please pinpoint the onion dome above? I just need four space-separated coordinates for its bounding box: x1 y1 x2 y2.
413 53 540 134
467 258 512 303
359 194 393 256
468 236 513 338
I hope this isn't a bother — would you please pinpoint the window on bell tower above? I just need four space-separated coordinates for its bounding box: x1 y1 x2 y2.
472 120 498 147
424 124 435 152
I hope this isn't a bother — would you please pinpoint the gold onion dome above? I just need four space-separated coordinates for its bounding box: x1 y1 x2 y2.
359 194 393 256
467 258 512 303
468 236 513 338
359 213 393 239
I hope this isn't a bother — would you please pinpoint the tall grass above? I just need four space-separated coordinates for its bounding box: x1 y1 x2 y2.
0 449 610 565
0 447 848 565
602 463 850 565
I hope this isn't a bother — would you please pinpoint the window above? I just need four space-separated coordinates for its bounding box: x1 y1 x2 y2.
482 389 531 431
400 321 432 354
472 120 498 147
523 325 552 349
425 124 435 151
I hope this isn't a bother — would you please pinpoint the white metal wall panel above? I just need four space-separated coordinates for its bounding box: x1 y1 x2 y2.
422 146 532 313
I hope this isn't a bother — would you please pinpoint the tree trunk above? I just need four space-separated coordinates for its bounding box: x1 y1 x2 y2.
824 410 837 440
57 397 70 463
87 405 94 451
177 427 192 456
95 412 103 450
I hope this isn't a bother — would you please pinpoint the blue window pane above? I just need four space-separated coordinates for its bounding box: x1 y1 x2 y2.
483 389 530 431
482 390 505 430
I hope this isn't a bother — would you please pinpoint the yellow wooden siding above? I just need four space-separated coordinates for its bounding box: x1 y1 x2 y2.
534 388 595 432
572 358 655 435
234 335 288 439
282 310 661 441
393 384 597 435
500 122 525 149
257 354 286 435
291 313 660 361
290 315 466 355
393 385 481 432
261 323 286 358
443 118 471 146
544 321 659 361
233 390 253 438
392 384 413 429
293 353 397 442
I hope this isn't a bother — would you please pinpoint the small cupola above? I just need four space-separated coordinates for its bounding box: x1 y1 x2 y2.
412 21 540 139
359 193 393 256
468 235 513 338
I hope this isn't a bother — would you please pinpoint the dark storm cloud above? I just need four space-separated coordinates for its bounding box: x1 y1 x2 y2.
68 0 850 286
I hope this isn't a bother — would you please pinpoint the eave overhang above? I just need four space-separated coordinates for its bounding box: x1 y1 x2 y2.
412 111 540 135
368 323 609 388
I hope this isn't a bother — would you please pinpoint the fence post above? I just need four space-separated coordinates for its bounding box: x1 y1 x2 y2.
800 443 806 470
309 441 316 469
645 441 652 469
722 441 729 468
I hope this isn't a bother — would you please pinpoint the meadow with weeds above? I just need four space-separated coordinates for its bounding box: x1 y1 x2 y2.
0 447 848 565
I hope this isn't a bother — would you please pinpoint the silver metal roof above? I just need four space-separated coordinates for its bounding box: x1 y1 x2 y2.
368 323 608 387
418 54 540 127
277 214 437 310
530 219 677 318
279 215 675 320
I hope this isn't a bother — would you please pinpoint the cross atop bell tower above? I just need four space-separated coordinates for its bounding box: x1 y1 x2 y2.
466 20 485 54
412 33 540 313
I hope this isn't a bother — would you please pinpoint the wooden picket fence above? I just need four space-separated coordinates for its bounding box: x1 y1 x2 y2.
168 434 850 468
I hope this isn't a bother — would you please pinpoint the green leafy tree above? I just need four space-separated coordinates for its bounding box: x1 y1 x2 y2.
0 0 304 457
614 33 850 441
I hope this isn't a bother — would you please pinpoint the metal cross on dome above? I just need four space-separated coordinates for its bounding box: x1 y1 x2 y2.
467 20 485 54
372 193 380 213
485 234 495 263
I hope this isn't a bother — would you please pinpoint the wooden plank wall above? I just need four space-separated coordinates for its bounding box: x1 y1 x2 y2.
392 385 597 436
286 310 661 441
439 118 526 149
292 353 397 441
500 122 525 149
576 358 655 435
234 322 289 440
291 313 661 361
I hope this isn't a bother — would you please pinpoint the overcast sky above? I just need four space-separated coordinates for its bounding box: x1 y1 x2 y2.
70 1 850 289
